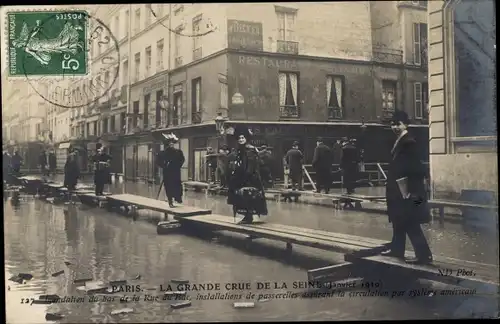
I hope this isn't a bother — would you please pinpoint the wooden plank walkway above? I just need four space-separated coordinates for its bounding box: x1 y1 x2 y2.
174 214 498 288
176 214 380 255
106 194 211 217
344 254 499 288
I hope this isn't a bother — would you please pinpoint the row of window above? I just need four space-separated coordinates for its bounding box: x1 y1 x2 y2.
69 71 428 137
277 72 428 119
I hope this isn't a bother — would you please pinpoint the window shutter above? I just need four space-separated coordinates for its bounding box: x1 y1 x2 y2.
414 82 422 119
413 23 421 65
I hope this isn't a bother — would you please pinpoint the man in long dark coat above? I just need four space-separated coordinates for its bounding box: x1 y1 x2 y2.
39 150 48 176
92 144 112 196
156 133 185 207
284 141 304 190
217 145 230 188
312 137 332 194
340 138 359 195
48 150 57 176
206 147 217 184
11 151 23 176
258 144 273 189
64 152 80 191
381 110 433 265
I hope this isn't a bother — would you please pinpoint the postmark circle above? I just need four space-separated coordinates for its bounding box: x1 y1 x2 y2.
21 10 120 109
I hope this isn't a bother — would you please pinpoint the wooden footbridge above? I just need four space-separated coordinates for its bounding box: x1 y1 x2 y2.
12 175 499 291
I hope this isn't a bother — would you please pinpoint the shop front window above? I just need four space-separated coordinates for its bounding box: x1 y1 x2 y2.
452 0 496 138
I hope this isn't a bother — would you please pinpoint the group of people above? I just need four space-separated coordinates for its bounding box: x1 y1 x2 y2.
206 143 275 190
205 111 433 264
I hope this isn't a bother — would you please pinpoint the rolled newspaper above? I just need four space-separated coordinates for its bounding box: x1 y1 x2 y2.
396 177 410 199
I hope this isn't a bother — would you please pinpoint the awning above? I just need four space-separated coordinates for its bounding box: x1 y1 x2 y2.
58 142 71 149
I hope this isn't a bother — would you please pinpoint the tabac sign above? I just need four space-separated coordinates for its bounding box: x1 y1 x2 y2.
227 20 263 51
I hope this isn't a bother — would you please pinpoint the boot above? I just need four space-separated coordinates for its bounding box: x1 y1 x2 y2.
239 214 253 224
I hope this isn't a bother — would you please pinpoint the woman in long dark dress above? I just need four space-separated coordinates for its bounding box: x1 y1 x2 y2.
64 152 80 191
227 126 268 224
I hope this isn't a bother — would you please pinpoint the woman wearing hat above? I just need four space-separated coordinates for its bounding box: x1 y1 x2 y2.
227 125 268 224
156 133 185 207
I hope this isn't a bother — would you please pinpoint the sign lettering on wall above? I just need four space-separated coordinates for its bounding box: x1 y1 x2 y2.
227 20 263 51
237 55 298 70
142 75 169 95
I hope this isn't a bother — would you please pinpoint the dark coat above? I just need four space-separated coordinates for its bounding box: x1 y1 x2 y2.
64 158 80 189
340 144 359 172
258 150 272 168
156 147 185 201
48 153 57 170
92 153 112 185
227 145 268 216
386 133 430 224
3 153 12 176
206 153 217 169
217 152 229 174
332 142 343 165
39 152 47 167
284 148 303 174
11 154 22 172
312 143 332 173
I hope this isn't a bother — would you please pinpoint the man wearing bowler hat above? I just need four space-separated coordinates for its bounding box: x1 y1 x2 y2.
381 110 433 265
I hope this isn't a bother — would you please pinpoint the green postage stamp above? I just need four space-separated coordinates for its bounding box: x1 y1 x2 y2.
7 10 89 77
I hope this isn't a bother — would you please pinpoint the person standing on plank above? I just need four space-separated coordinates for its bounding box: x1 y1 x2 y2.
312 137 332 194
258 144 273 189
284 141 304 191
156 133 185 208
64 151 80 191
227 125 268 224
92 144 112 196
381 110 433 265
340 137 359 195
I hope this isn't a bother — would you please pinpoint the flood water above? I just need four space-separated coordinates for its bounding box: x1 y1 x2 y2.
4 184 499 322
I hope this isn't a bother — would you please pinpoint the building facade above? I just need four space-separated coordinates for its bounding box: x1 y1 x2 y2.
427 0 497 200
83 2 430 182
2 76 48 170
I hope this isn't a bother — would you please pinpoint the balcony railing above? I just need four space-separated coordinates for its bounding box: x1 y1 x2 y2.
328 107 344 120
277 40 299 55
192 111 202 124
373 47 403 64
175 56 183 68
193 48 202 61
280 105 300 118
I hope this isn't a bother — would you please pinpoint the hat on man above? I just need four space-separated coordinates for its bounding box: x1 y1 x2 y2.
316 137 324 142
292 141 299 147
391 110 410 126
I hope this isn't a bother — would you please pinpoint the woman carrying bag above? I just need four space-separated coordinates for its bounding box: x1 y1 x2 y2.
227 125 268 224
